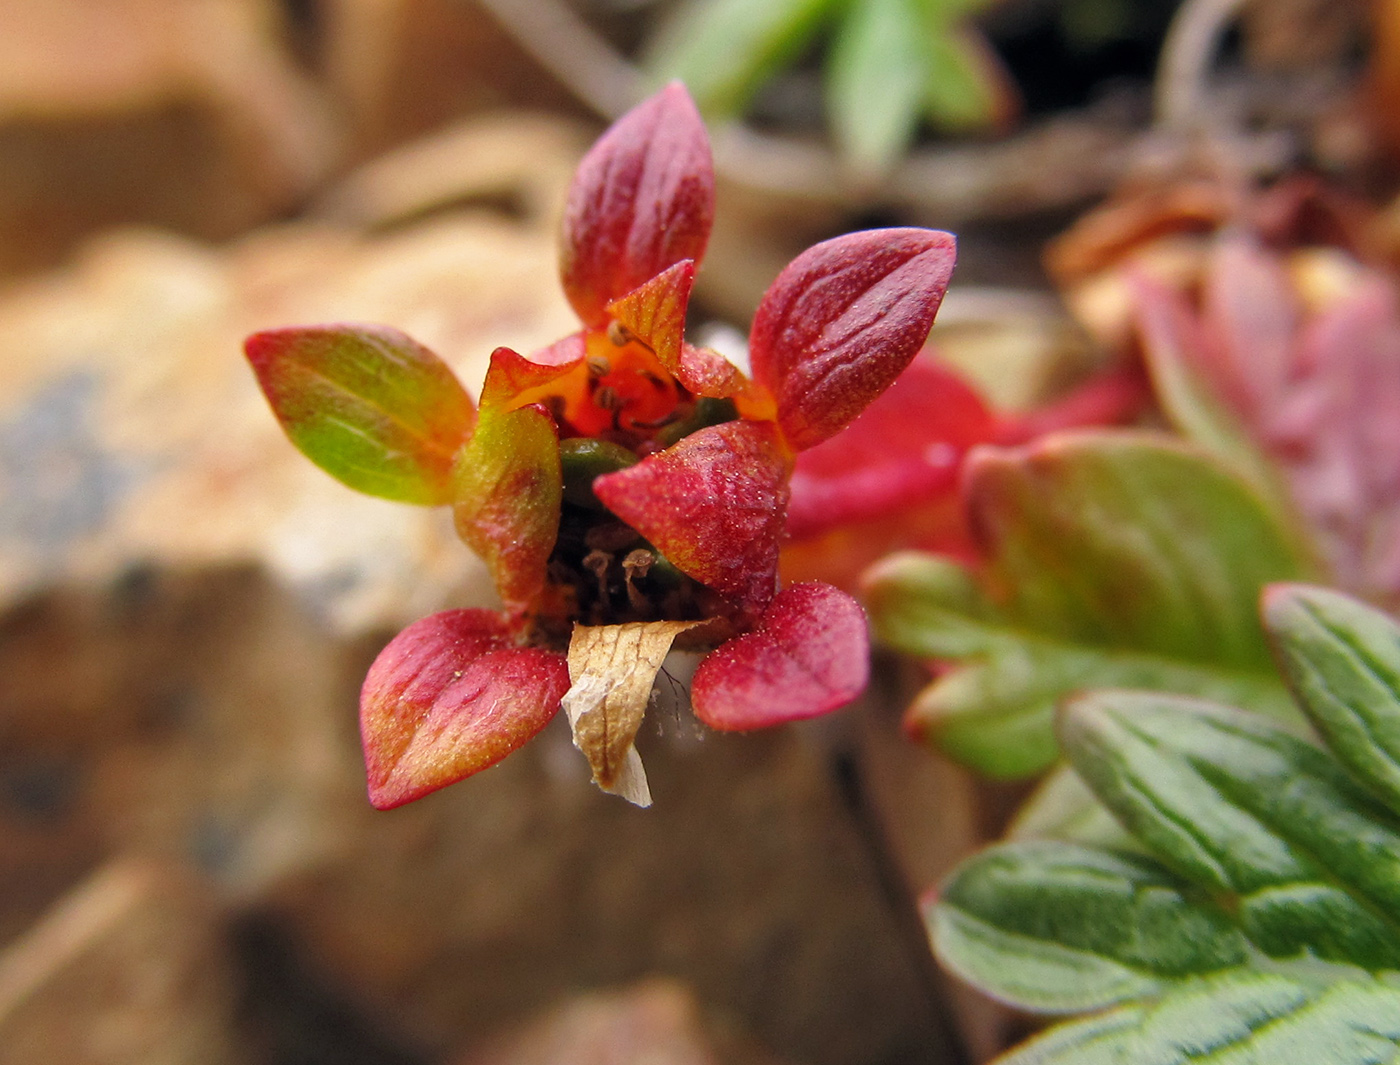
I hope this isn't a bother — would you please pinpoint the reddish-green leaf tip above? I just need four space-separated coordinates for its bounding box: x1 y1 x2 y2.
360 610 570 809
691 582 869 730
750 228 956 451
560 82 716 328
245 324 476 505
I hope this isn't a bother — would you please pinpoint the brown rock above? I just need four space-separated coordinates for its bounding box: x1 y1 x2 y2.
0 859 248 1065
455 978 778 1065
0 0 339 278
316 0 584 156
262 708 959 1065
0 117 586 630
0 567 367 938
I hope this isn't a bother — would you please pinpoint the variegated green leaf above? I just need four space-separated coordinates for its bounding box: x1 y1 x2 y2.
1266 583 1400 813
932 840 1247 1013
1062 691 1400 972
996 970 1400 1065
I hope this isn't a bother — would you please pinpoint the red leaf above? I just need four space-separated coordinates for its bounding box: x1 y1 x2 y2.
245 324 476 505
560 83 715 328
360 610 570 809
690 583 869 730
453 388 562 619
996 363 1149 443
749 228 956 451
786 353 996 540
592 420 789 616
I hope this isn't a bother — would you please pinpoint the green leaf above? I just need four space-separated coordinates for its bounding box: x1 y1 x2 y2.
643 0 841 119
865 432 1311 777
1008 764 1144 853
1061 691 1400 971
919 24 1004 132
996 969 1400 1065
245 325 476 505
827 0 927 174
1266 583 1400 814
932 840 1247 1013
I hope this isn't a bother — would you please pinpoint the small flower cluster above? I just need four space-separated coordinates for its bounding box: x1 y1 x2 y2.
246 84 955 807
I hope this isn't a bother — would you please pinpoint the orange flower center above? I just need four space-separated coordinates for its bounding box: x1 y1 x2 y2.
542 329 692 453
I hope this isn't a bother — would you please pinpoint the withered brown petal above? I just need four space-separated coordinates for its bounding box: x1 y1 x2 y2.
564 620 701 804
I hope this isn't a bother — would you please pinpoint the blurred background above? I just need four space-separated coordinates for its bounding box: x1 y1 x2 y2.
0 0 1391 1062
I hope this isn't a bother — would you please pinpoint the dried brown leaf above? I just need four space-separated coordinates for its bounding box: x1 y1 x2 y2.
563 621 700 805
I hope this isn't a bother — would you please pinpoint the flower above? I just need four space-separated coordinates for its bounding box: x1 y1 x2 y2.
245 84 955 808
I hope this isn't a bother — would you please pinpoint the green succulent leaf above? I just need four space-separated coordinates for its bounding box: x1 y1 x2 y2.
932 840 1248 1013
245 325 476 505
644 0 841 119
827 0 928 175
865 432 1311 777
995 969 1400 1065
1061 691 1400 972
1266 583 1400 813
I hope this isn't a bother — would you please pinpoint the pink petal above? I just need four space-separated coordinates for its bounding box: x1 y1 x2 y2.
360 610 570 809
690 583 869 730
592 420 789 617
749 228 956 451
561 83 715 328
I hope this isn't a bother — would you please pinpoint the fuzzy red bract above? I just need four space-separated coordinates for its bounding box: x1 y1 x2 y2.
561 83 715 328
690 583 870 730
750 228 957 450
360 610 571 809
593 420 790 619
